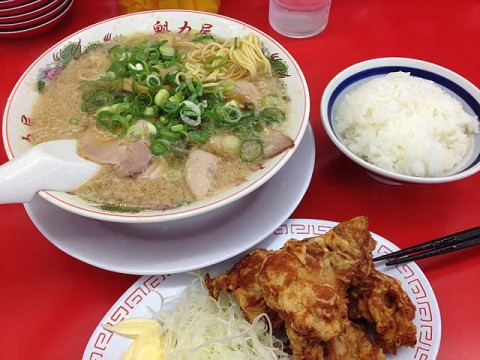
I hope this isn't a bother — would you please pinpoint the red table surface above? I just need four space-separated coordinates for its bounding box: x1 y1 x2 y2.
1 0 479 359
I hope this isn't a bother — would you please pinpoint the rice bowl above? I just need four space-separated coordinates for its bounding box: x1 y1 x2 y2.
334 71 479 177
321 57 480 185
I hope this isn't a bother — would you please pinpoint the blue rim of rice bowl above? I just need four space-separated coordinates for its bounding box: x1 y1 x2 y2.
327 66 480 176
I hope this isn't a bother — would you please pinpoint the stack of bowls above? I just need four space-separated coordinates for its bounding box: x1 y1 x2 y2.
0 0 74 39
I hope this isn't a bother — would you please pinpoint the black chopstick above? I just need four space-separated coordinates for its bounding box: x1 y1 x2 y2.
373 226 480 266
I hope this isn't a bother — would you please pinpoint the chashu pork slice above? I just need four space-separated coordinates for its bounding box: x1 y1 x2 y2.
77 128 152 177
261 129 294 159
185 149 220 200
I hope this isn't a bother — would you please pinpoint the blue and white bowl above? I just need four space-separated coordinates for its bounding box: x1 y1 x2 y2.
320 57 480 185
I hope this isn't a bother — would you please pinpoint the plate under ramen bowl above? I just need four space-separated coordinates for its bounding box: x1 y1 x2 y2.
2 10 310 223
320 57 480 185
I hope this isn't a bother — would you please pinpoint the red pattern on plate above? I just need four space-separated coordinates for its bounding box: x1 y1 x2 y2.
87 274 171 359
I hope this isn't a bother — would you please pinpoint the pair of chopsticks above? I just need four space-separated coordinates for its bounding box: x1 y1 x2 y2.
373 226 480 266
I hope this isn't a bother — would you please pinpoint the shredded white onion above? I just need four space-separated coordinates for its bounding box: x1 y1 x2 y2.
126 275 291 360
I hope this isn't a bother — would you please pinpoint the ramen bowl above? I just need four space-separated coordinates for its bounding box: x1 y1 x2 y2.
320 57 480 185
2 10 310 223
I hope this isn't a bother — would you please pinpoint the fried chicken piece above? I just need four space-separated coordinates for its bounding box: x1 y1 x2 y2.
204 248 283 329
286 325 326 360
257 216 377 342
348 269 417 354
324 321 385 360
322 216 377 286
258 237 347 340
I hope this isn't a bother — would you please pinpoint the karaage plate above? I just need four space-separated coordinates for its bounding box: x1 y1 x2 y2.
83 218 441 359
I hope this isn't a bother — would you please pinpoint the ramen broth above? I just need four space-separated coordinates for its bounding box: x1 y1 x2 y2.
29 32 291 211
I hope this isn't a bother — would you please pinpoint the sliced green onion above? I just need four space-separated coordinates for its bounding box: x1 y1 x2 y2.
163 169 182 181
162 60 182 70
108 102 129 114
261 95 280 108
131 48 147 62
157 127 182 140
154 88 170 106
128 63 144 72
164 69 179 86
108 114 132 134
109 45 129 62
258 107 286 123
176 82 188 94
204 55 228 71
89 90 113 107
222 135 241 152
203 80 234 94
135 92 154 106
97 109 113 128
159 44 175 58
128 101 147 117
188 130 211 144
126 120 157 141
161 102 180 114
156 39 168 48
221 80 235 94
192 34 214 42
109 77 124 91
80 37 286 162
69 118 79 125
180 100 201 126
145 74 162 88
187 93 199 102
219 102 242 123
149 63 162 74
146 47 160 61
170 124 185 132
136 72 148 84
169 93 185 103
150 139 170 156
107 62 128 77
143 106 158 118
240 139 264 162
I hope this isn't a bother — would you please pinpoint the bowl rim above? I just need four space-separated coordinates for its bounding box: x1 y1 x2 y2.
320 57 480 184
2 10 310 222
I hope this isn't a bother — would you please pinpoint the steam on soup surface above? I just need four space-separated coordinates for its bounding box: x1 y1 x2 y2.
29 31 293 212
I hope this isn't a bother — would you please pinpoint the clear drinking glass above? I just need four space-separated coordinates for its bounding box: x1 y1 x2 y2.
269 0 332 38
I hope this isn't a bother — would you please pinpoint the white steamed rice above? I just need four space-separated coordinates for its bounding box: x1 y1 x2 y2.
334 71 479 177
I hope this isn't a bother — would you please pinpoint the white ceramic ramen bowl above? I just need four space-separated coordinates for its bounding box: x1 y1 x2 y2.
2 10 310 223
320 57 480 185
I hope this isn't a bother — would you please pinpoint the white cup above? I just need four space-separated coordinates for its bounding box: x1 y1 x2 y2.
269 0 332 38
